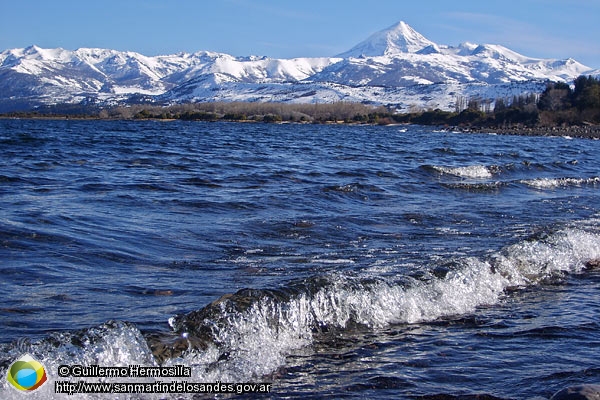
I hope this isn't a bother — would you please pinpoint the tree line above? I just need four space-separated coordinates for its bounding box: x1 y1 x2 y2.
395 75 600 128
100 102 391 124
2 76 599 129
105 75 600 128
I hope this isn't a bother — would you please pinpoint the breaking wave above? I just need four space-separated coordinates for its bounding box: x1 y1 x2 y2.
430 165 497 179
2 223 599 399
521 176 600 189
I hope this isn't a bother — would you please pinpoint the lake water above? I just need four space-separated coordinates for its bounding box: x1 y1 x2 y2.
0 119 599 399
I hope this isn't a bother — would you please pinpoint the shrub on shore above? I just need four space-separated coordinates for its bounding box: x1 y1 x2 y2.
3 76 599 131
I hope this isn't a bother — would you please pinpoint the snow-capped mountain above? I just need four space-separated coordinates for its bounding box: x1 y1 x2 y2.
0 21 597 112
0 45 336 109
314 22 592 86
336 21 437 57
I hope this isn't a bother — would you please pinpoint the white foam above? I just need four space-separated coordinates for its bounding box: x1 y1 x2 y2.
244 248 264 254
312 257 355 264
521 177 600 189
176 227 600 382
0 322 158 399
2 227 599 398
491 228 600 285
434 165 494 179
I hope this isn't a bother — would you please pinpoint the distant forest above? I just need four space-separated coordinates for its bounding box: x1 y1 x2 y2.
390 75 600 128
3 76 600 130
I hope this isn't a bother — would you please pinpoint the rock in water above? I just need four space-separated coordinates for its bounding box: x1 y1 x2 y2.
584 259 600 269
550 385 600 400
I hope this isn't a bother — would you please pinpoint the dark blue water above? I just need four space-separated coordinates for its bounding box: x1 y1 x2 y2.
1 119 599 399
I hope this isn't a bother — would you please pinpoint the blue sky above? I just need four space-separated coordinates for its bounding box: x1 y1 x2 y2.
2 0 599 68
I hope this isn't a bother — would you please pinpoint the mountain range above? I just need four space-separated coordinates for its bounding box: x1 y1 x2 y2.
1 21 598 113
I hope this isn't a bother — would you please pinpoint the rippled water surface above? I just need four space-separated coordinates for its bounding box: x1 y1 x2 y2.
1 119 599 399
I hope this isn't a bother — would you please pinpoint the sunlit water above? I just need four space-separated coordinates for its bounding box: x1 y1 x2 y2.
1 119 599 399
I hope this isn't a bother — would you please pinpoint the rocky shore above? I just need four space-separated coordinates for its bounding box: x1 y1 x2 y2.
452 125 600 139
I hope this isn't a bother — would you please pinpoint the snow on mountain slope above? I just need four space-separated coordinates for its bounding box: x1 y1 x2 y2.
176 53 337 83
336 21 436 57
0 45 338 108
0 21 596 112
159 78 550 113
315 22 592 87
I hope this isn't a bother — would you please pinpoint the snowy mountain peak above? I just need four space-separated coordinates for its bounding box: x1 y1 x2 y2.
0 21 597 113
337 21 437 58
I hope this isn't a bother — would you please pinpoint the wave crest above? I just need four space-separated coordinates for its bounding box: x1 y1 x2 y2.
429 165 498 179
2 226 599 393
152 226 600 380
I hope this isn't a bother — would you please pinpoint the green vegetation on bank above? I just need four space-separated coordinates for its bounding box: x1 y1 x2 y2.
104 102 391 124
2 76 599 133
392 75 600 128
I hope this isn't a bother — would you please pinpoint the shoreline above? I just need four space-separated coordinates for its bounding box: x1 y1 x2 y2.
450 125 600 139
2 114 600 139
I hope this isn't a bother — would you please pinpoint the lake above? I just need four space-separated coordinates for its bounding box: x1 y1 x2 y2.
1 119 599 399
